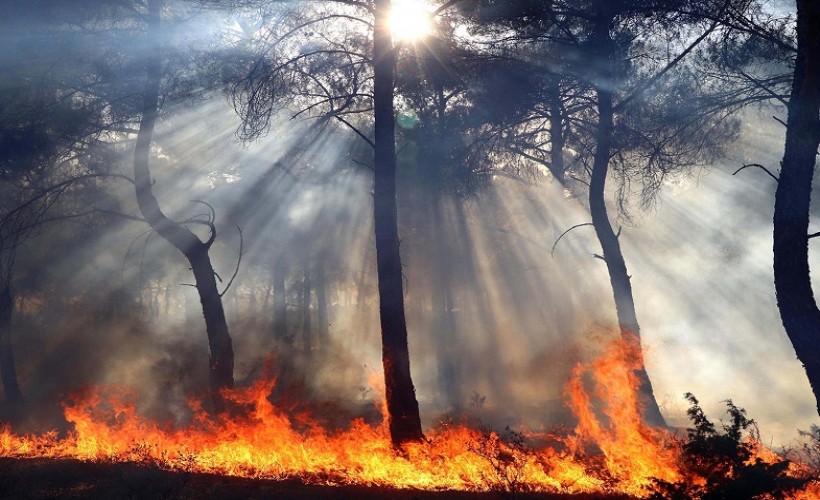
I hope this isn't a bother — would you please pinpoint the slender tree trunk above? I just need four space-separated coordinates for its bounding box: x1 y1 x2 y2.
164 284 171 317
0 278 23 405
373 0 424 446
316 261 329 348
302 257 312 355
248 282 258 326
273 257 288 343
134 0 234 412
431 198 459 412
773 0 820 417
588 11 665 427
547 78 566 185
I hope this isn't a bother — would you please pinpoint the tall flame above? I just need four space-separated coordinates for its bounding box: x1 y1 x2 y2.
1 336 816 497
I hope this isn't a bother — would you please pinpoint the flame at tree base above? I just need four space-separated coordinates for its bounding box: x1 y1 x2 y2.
1 335 817 498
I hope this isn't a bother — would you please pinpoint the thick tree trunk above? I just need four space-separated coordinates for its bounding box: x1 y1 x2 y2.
0 279 23 405
187 247 235 408
773 0 820 417
373 0 424 446
588 12 665 427
134 0 234 413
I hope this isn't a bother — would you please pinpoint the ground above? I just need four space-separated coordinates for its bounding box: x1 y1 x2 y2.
0 458 634 500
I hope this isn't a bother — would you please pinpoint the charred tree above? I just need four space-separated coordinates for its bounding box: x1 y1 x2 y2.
773 0 820 417
373 0 424 446
134 0 234 413
588 9 666 427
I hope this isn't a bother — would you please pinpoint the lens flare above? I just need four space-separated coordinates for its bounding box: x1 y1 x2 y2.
389 0 432 42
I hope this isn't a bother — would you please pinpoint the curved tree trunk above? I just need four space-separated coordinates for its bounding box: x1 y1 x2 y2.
773 0 820 417
373 0 424 446
134 0 234 413
588 11 665 427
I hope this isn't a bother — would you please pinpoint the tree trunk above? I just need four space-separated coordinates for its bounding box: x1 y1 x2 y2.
316 261 329 348
773 0 820 417
134 0 234 413
547 78 566 185
373 0 424 446
273 257 288 343
588 11 665 427
0 278 23 405
302 257 312 355
431 198 459 412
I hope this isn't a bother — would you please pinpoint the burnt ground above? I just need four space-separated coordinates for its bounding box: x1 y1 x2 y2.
0 458 635 500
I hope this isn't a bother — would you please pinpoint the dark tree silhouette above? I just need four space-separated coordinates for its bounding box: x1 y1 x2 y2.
226 0 426 445
585 2 666 427
372 0 424 445
134 0 234 412
773 0 820 417
458 0 747 427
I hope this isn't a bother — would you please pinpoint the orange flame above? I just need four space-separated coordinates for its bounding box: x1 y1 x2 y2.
565 334 681 495
1 335 816 497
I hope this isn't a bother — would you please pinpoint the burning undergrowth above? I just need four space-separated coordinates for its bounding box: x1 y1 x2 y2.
1 337 818 498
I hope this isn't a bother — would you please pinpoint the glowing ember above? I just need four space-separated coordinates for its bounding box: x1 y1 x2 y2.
1 336 817 497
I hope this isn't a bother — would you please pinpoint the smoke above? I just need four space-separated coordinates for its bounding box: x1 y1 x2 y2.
624 113 818 444
1 54 815 447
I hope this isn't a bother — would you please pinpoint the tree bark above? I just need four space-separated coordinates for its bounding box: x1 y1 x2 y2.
134 0 234 413
588 11 665 427
373 0 424 446
773 0 820 417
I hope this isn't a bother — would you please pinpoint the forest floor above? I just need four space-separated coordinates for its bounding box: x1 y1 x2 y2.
0 458 634 500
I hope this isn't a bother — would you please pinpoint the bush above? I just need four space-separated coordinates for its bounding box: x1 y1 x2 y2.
651 393 807 499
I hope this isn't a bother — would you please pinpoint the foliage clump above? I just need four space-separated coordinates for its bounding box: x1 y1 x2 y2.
651 393 807 499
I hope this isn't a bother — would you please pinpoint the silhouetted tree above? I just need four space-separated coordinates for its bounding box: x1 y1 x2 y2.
372 0 424 444
459 0 747 427
772 0 820 417
134 0 234 412
227 0 426 445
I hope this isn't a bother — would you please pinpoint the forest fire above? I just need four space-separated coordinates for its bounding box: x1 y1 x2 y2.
1 337 816 498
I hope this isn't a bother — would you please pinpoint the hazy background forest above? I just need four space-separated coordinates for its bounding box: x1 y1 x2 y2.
0 0 815 451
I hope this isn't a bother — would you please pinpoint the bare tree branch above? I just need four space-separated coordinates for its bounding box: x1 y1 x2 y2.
551 222 593 257
220 225 244 297
732 163 779 182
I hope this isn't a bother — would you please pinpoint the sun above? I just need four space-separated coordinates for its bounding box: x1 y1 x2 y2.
389 0 433 42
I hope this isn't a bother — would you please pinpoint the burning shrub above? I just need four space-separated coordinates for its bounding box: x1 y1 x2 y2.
650 393 807 499
468 425 532 493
